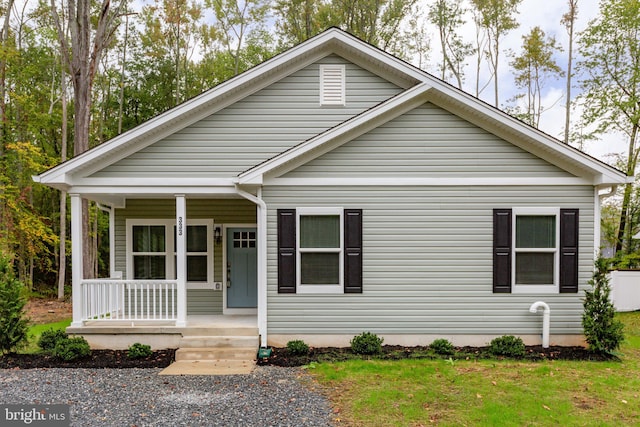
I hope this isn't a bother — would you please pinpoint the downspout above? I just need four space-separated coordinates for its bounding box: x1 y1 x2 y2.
235 185 268 348
96 203 116 278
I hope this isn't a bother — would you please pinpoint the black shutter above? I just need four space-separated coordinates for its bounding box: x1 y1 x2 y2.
344 209 363 293
560 209 579 293
493 209 512 293
277 209 296 293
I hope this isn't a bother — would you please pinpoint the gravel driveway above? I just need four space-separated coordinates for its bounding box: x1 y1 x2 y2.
0 366 334 426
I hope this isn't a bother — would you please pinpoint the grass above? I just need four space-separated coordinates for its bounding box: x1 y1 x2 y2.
313 312 640 426
22 319 71 354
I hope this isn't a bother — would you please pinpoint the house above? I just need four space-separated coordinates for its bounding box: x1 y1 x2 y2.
34 28 629 351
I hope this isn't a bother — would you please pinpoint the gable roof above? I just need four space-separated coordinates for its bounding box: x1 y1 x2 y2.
35 28 629 190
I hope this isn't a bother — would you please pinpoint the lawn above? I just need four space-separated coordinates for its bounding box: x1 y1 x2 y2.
313 312 640 426
22 319 71 354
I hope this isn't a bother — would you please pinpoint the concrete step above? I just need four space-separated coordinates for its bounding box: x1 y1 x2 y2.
175 347 257 361
180 327 259 337
179 335 259 348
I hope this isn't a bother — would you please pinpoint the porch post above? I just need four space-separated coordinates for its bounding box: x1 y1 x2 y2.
175 194 187 327
70 194 83 327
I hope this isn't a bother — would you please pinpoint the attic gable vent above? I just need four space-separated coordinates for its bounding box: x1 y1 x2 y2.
320 64 345 106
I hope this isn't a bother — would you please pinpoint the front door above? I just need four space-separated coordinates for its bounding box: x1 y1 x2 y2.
226 228 257 308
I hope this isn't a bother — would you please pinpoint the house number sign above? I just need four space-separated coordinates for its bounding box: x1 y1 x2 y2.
178 216 183 236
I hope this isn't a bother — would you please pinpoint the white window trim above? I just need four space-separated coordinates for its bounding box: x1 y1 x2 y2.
319 64 345 106
296 207 344 294
512 207 560 294
126 219 214 289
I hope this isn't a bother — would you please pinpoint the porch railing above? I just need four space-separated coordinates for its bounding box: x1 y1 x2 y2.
81 280 178 322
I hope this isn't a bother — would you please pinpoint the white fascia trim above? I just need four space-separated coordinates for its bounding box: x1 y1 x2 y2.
36 29 423 186
67 186 238 195
427 86 628 184
239 83 432 184
36 43 330 184
265 177 593 186
73 178 236 187
329 31 427 83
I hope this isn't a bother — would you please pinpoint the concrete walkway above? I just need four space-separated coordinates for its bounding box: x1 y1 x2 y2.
159 359 255 375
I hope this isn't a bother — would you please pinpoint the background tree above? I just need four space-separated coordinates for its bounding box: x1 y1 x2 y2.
139 0 202 107
273 0 321 46
273 0 417 58
561 0 578 144
51 0 125 279
509 26 564 127
428 0 474 89
578 0 640 255
207 0 270 77
471 0 521 107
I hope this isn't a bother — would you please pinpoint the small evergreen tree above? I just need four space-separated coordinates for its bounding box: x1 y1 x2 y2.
582 258 624 353
0 254 29 354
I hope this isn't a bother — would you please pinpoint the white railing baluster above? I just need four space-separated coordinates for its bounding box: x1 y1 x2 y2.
79 280 178 322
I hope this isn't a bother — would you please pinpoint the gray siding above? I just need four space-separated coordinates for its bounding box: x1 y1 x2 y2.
114 198 256 314
264 185 594 336
284 103 575 178
92 55 403 178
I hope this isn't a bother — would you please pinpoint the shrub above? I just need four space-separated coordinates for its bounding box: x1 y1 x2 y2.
0 254 29 355
38 329 68 352
489 335 526 357
582 258 624 353
351 332 383 355
53 336 91 361
430 338 454 355
286 340 310 356
128 342 153 359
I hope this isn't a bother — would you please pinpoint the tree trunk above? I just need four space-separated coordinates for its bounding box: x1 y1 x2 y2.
563 0 577 144
58 61 68 300
616 124 639 253
0 0 15 253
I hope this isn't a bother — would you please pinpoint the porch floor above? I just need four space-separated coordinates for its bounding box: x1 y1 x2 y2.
69 315 257 334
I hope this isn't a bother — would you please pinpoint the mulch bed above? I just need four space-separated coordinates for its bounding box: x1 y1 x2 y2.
0 350 175 369
1 346 614 370
257 345 616 367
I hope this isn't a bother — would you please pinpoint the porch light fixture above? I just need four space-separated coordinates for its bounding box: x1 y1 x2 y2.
214 226 222 245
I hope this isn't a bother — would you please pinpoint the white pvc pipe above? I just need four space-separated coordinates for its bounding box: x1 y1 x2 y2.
529 301 550 348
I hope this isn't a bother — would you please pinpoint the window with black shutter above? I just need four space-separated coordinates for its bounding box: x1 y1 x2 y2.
277 208 363 294
493 208 578 294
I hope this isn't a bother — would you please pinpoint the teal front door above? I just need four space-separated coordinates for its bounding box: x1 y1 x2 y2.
226 228 258 308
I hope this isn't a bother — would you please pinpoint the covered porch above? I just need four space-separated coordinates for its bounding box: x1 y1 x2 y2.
66 187 268 348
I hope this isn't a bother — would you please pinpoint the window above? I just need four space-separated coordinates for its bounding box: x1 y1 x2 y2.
174 225 211 283
127 219 214 288
319 64 345 106
277 208 362 294
513 208 559 292
298 209 343 292
132 225 167 280
493 208 579 294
